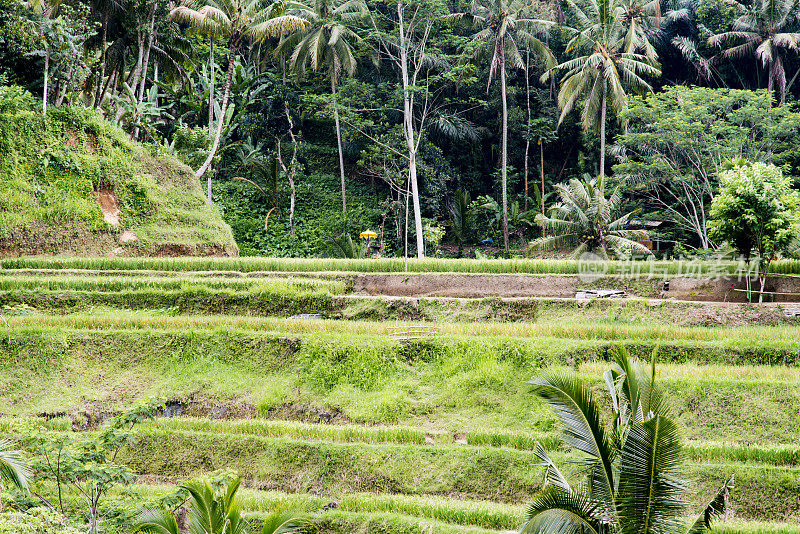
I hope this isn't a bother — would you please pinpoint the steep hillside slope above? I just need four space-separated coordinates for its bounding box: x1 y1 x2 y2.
0 85 238 256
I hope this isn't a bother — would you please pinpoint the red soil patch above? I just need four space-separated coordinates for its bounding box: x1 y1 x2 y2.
93 188 121 226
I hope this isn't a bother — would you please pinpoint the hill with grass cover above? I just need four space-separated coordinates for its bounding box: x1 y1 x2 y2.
0 85 238 256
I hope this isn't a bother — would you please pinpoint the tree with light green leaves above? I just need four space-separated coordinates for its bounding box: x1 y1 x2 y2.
542 0 660 179
708 161 800 302
277 0 369 214
613 86 800 249
520 346 735 533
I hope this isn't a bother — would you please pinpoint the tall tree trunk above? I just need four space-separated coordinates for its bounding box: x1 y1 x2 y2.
153 60 159 106
137 5 156 103
97 54 120 112
133 5 156 140
523 50 531 212
331 77 347 214
42 44 49 115
196 44 236 183
500 51 509 254
540 139 545 215
94 10 110 108
55 64 72 106
115 26 145 125
398 1 424 258
599 75 607 185
208 39 215 136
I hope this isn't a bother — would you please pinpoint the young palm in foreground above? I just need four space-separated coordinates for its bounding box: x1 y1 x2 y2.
521 347 734 533
133 477 313 534
0 438 31 507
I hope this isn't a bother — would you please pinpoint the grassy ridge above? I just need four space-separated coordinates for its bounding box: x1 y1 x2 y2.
119 428 800 520
0 276 346 315
0 275 348 293
2 327 799 443
3 255 795 274
9 313 800 345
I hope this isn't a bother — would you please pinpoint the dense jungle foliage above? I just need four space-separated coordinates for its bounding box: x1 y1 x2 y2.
2 0 800 258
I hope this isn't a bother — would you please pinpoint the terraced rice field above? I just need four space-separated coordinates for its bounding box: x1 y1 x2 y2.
1 259 799 533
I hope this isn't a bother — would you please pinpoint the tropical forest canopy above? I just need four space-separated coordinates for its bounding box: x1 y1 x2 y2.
3 0 800 258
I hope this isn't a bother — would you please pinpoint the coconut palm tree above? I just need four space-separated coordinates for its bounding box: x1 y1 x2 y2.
133 477 313 534
528 176 652 259
542 0 660 179
169 0 308 182
0 438 31 507
25 0 64 115
276 0 368 214
520 346 735 533
708 0 800 104
448 0 555 254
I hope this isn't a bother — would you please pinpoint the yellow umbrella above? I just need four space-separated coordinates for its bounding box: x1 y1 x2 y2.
359 230 378 239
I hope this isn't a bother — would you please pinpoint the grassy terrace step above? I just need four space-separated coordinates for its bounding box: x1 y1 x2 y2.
134 418 800 467
119 428 800 520
7 414 800 467
146 485 800 533
6 255 800 275
0 275 347 315
2 327 798 441
34 480 800 533
4 289 799 325
7 314 800 351
0 256 754 274
0 274 349 293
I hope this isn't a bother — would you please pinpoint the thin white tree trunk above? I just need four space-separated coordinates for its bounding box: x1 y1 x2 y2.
43 44 49 115
524 50 530 212
196 45 236 183
115 27 145 124
209 40 215 136
133 6 156 140
398 1 424 258
331 77 347 214
500 51 509 254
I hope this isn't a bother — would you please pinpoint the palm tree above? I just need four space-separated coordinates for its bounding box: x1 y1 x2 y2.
520 346 735 533
0 438 31 508
277 0 368 214
169 0 308 182
449 189 477 257
449 0 554 254
528 176 652 259
25 0 63 115
708 0 800 104
134 477 313 534
542 0 660 178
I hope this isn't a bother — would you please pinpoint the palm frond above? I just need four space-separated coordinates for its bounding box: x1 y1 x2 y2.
0 439 30 493
617 416 688 533
685 475 735 534
527 373 616 510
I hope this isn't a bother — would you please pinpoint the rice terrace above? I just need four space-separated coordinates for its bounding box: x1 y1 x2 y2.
5 0 800 531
